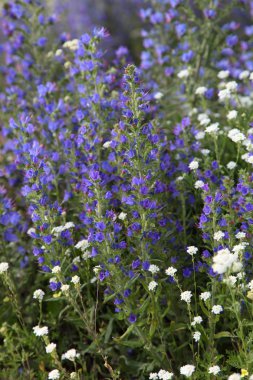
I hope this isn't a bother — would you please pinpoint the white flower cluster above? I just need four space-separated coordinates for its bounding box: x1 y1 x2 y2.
191 316 203 326
46 343 56 354
149 369 173 379
33 289 45 301
212 248 241 274
63 39 79 51
208 365 220 375
188 160 199 170
165 267 177 277
186 246 198 256
149 264 160 274
51 221 75 236
48 369 60 380
62 348 80 361
180 291 192 304
33 325 48 337
0 262 9 274
180 365 195 377
75 239 90 252
148 281 158 291
218 81 238 102
228 128 245 143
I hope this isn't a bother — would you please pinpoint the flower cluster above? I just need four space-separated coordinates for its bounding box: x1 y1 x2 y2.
2 0 253 379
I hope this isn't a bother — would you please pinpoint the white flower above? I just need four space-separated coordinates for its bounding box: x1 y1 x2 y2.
33 325 48 337
189 160 199 170
195 131 205 140
218 88 231 101
48 369 60 380
198 113 210 126
232 243 248 254
181 291 192 303
0 262 9 274
93 265 101 274
213 231 225 241
70 373 78 379
211 305 223 315
201 149 210 156
180 365 195 377
177 69 190 79
223 275 237 286
218 70 229 79
191 316 203 326
227 110 238 120
248 280 253 290
71 276 80 285
205 122 219 134
55 49 63 57
148 281 158 291
226 81 238 92
208 365 220 375
52 266 61 274
118 212 127 220
64 222 75 229
33 289 45 301
165 267 177 277
200 292 211 301
51 222 75 236
103 141 112 148
27 227 36 236
63 38 79 51
187 246 198 256
193 331 201 342
157 369 173 379
212 248 237 274
228 128 245 143
227 161 237 170
228 374 241 380
235 232 246 239
149 264 160 274
232 261 243 273
61 284 70 292
62 348 80 361
154 92 163 100
194 180 204 189
195 86 207 95
46 343 56 354
75 239 89 251
239 70 250 80
149 374 158 380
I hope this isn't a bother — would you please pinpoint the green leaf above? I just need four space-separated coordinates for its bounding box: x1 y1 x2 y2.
214 331 234 339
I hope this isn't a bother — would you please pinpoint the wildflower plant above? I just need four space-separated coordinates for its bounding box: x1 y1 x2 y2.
2 0 253 379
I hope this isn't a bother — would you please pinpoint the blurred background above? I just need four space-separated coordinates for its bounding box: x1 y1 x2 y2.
48 0 142 61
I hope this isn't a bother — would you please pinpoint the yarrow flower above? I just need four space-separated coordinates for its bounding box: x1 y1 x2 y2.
148 281 158 291
208 366 221 375
191 316 203 326
180 365 195 377
33 289 45 301
200 292 211 301
71 275 80 285
33 325 48 337
149 264 160 274
165 267 177 277
180 291 192 303
46 343 56 354
211 305 223 315
48 369 60 380
213 231 225 241
0 262 9 274
193 331 201 342
186 246 198 256
62 348 80 361
188 160 199 170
